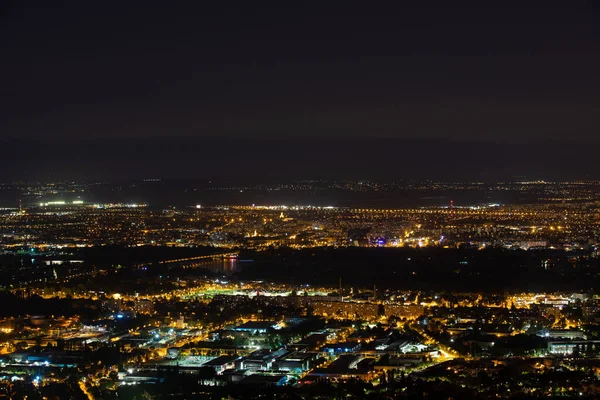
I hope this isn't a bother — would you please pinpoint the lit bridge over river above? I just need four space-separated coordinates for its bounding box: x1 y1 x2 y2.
154 252 241 274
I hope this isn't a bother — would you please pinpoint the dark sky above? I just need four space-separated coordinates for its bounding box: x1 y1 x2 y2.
1 1 599 142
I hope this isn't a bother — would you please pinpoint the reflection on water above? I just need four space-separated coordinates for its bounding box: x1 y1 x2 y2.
192 257 240 276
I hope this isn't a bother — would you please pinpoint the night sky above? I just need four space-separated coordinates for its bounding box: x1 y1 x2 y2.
1 2 599 182
2 1 599 143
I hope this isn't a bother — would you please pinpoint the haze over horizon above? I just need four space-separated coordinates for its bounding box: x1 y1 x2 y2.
1 136 597 182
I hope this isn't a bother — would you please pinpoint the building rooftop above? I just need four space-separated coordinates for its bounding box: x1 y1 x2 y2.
202 355 239 367
234 321 278 332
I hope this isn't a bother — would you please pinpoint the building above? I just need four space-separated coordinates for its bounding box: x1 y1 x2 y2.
135 299 154 314
538 329 587 340
238 374 287 386
236 349 286 371
202 355 240 374
233 321 278 334
275 351 317 372
309 301 423 321
548 340 600 355
323 342 361 355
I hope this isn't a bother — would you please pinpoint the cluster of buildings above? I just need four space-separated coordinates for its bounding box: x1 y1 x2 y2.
1 179 599 254
0 179 600 397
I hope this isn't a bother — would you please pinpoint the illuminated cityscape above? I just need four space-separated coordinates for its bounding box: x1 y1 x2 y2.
0 179 599 398
2 1 599 398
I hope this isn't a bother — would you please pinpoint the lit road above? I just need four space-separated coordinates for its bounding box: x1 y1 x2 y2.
409 322 465 361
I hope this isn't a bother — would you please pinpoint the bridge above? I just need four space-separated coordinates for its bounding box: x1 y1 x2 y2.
153 252 240 271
